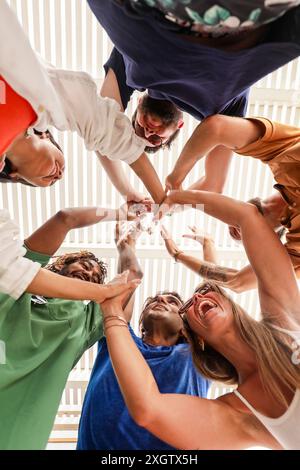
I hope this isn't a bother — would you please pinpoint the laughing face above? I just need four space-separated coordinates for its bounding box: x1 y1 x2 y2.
140 292 184 337
182 283 234 339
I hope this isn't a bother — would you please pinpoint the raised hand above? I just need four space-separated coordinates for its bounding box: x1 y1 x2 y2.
161 225 182 260
165 173 182 193
182 226 214 245
102 270 141 303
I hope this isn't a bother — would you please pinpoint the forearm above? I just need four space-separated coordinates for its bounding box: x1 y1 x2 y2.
130 153 165 204
97 152 136 198
177 252 237 287
202 239 218 264
61 206 123 229
25 207 123 255
26 267 109 302
187 146 233 194
105 312 160 422
118 244 143 279
170 120 220 187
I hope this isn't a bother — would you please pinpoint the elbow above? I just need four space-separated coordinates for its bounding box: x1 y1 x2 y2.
240 202 261 226
54 209 76 230
202 114 226 141
129 401 157 429
130 268 144 281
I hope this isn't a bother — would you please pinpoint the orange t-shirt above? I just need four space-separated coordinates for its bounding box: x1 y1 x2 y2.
0 75 37 155
237 117 300 270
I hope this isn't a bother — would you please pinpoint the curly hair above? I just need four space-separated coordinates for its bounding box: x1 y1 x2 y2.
46 250 108 285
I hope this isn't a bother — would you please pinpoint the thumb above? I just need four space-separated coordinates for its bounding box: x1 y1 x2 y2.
107 279 141 299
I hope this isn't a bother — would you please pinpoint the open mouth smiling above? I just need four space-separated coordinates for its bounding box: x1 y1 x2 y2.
196 299 218 318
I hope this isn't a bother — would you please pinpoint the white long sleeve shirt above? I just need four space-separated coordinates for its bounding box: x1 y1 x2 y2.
0 2 145 164
0 210 40 299
37 66 145 165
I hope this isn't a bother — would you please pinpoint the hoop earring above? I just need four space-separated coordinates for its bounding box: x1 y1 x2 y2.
198 338 205 351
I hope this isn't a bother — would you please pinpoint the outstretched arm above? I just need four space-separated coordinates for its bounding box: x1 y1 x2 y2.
165 190 300 325
26 268 139 304
130 153 166 204
187 145 233 194
116 223 143 321
162 226 257 292
97 69 146 202
25 206 129 256
166 115 264 190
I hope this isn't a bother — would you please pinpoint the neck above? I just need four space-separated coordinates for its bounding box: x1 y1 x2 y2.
262 193 287 229
208 328 257 383
143 326 181 347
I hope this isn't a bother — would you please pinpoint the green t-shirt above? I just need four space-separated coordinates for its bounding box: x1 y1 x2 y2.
0 248 104 450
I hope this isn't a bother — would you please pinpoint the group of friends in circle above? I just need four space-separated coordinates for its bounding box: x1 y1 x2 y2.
0 0 300 450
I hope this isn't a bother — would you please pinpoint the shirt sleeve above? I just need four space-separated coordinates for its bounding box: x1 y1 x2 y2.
0 209 41 299
86 93 146 164
24 246 51 267
104 47 135 110
83 302 104 351
73 302 104 366
220 90 249 118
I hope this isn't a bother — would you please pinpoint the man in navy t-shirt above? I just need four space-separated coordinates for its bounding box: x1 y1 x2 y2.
77 227 210 450
88 0 300 199
88 0 300 120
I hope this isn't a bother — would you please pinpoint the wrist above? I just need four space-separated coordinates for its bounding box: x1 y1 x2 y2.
203 238 214 247
174 250 184 262
91 284 109 303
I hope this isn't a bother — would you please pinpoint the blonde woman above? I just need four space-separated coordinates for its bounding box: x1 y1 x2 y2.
100 190 300 450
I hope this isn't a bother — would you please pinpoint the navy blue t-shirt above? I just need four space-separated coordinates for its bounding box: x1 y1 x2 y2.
88 0 300 120
77 327 210 450
104 46 248 117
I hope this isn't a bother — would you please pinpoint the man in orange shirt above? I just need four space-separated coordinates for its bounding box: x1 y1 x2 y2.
163 115 300 291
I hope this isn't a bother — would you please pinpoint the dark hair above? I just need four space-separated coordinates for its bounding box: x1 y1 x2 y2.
33 129 63 153
0 129 63 185
46 250 108 285
132 93 182 154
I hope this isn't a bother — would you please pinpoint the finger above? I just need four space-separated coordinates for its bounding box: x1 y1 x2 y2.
164 184 171 195
182 234 194 240
108 280 139 298
160 225 170 240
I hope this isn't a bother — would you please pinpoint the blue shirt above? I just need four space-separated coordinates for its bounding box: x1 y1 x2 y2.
88 0 300 120
77 327 210 450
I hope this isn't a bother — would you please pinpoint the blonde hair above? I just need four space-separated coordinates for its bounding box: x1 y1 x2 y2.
184 282 300 408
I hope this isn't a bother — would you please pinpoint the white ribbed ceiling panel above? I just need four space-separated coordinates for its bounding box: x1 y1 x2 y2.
3 0 300 331
2 1 300 441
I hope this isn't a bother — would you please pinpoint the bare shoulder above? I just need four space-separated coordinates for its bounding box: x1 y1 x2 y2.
218 392 282 450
